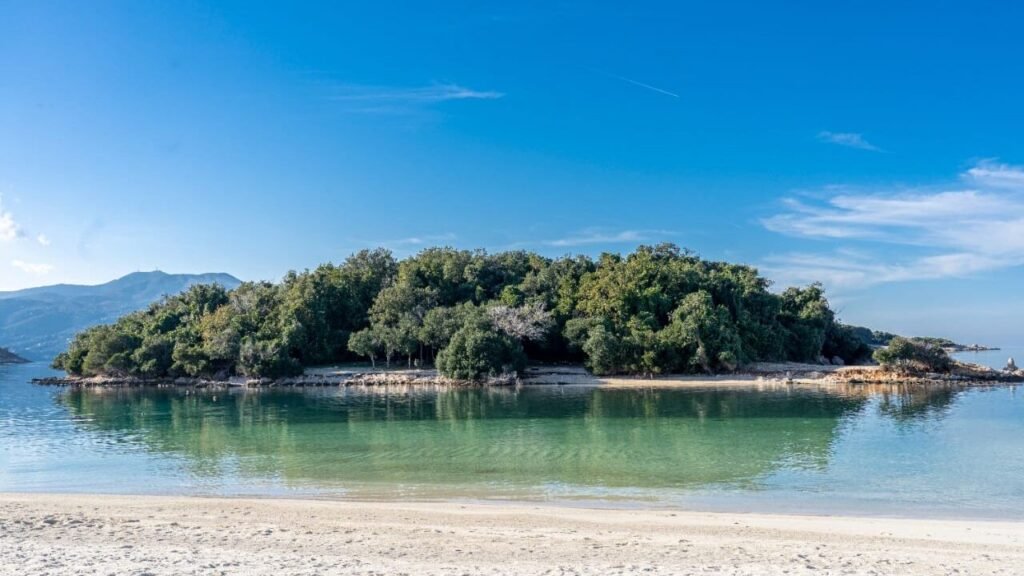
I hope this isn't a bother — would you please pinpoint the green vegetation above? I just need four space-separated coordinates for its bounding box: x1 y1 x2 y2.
856 329 989 352
54 244 874 381
873 336 953 372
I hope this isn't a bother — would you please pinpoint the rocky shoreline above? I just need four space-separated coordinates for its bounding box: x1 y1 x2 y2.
822 363 1024 386
31 361 1024 389
31 368 517 388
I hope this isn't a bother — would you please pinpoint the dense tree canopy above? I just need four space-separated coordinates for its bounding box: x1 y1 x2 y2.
54 244 873 381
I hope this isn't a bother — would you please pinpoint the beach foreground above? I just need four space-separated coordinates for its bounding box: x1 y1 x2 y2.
2 494 1022 575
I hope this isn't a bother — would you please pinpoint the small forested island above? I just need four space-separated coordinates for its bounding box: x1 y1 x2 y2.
865 331 998 353
46 244 1017 386
0 347 29 364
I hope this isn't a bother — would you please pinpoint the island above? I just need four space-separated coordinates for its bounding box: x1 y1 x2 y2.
38 244 1022 388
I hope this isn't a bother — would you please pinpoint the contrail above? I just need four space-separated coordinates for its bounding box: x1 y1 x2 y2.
592 69 679 98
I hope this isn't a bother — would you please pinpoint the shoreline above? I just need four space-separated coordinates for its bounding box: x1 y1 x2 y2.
3 493 1022 575
31 361 1024 389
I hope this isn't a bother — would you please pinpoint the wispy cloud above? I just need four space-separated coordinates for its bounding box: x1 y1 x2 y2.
0 211 19 241
593 70 679 98
817 131 882 152
0 195 49 245
543 229 675 247
382 233 458 247
761 160 1024 290
329 83 504 104
11 260 53 275
346 233 459 255
0 197 23 241
965 159 1024 189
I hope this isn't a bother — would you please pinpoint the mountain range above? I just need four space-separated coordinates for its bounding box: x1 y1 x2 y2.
0 347 29 364
0 271 241 361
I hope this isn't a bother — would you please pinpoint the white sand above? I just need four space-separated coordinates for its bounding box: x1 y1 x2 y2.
2 493 1023 575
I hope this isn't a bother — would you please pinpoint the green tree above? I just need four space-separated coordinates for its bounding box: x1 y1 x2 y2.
436 320 527 381
665 290 742 373
777 283 834 362
347 328 381 368
54 244 861 380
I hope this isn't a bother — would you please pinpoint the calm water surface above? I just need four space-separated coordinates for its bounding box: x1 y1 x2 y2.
953 345 1024 370
2 363 1023 518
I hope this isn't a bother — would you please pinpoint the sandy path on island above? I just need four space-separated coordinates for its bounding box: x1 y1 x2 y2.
2 493 1022 575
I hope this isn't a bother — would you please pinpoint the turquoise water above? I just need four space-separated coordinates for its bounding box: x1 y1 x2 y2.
2 362 1024 518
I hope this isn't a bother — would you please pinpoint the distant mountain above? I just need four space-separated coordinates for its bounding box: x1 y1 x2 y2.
0 271 241 361
0 347 29 364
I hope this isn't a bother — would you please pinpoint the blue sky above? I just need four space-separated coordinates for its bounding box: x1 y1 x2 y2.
2 1 1024 343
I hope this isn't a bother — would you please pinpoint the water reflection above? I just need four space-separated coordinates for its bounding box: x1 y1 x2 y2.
56 384 877 495
8 362 1023 516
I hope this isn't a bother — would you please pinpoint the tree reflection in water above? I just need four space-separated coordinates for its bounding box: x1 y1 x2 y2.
57 383 919 497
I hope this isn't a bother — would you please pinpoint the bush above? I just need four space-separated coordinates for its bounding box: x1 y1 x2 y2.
237 337 302 378
873 337 952 372
436 322 526 381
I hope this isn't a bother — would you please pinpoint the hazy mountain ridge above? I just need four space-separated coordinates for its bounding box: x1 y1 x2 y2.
0 347 29 364
0 271 241 361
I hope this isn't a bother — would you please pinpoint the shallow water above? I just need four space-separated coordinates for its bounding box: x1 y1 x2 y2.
2 363 1023 518
953 345 1024 370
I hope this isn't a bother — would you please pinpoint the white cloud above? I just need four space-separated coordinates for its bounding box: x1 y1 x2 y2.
817 131 882 152
0 210 19 241
544 229 675 247
347 233 458 255
964 159 1024 189
763 251 1010 291
0 195 24 241
329 83 504 104
762 160 1024 290
384 233 458 246
36 233 50 246
11 260 54 275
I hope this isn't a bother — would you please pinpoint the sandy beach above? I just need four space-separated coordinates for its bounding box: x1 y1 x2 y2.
2 493 1023 575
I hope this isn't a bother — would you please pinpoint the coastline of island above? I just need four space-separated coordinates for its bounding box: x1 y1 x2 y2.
32 359 1024 389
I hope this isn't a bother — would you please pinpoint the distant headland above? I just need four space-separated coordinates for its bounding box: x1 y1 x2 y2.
0 347 29 364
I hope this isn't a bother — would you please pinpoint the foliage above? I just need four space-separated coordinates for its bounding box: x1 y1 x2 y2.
346 328 381 367
822 323 874 365
435 318 526 381
873 337 953 372
54 244 861 380
486 301 554 342
777 283 834 362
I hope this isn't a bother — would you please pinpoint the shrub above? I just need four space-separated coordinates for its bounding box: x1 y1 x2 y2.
873 337 952 372
436 322 526 381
